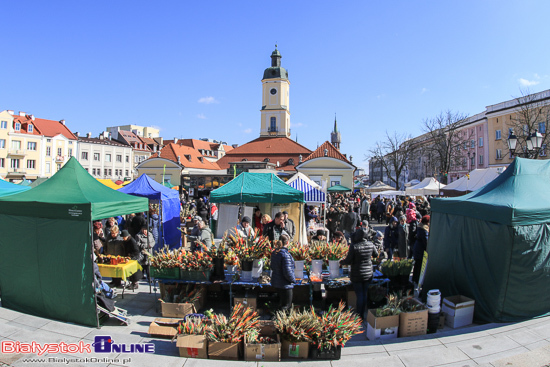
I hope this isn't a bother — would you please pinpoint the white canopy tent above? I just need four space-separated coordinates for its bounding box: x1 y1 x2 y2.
376 190 406 200
406 177 445 196
442 168 502 195
404 179 421 187
366 181 396 193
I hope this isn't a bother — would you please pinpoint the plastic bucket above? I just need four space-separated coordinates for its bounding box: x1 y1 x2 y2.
252 259 263 278
427 304 440 314
294 260 305 279
427 289 441 307
427 312 440 334
329 260 340 278
311 260 323 276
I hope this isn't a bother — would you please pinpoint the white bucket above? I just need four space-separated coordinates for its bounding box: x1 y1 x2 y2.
294 260 305 279
329 260 340 278
427 289 441 307
311 260 323 276
427 304 440 314
252 259 263 278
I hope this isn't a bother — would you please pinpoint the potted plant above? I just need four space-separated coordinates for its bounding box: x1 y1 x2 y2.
150 246 182 279
325 241 348 278
308 241 327 278
176 316 209 358
288 242 309 279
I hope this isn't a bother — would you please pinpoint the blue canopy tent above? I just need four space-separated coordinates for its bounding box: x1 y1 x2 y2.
119 174 182 250
286 172 326 204
0 179 31 196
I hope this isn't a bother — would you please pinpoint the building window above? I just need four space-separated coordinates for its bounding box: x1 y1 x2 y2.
10 159 20 169
134 156 138 163
495 130 501 140
68 148 72 157
0 139 5 149
470 157 475 167
470 139 475 148
104 169 108 176
11 140 21 150
94 153 100 161
496 149 502 160
0 121 7 129
116 154 122 162
270 117 276 131
0 158 4 167
105 154 111 162
27 142 37 150
108 169 112 176
46 163 51 173
47 139 51 143
92 168 96 176
69 141 73 145
479 155 484 165
28 124 33 133
125 170 129 177
541 144 547 157
82 151 88 160
14 123 21 131
125 155 129 163
57 148 62 156
57 164 61 171
539 122 546 134
478 137 483 147
27 160 36 169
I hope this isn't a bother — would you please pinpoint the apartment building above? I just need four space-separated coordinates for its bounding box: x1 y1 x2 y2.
77 132 134 180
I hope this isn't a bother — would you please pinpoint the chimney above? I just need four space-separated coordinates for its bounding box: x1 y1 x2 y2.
99 132 105 140
30 115 35 121
174 138 178 144
232 144 239 148
59 119 65 125
7 110 14 115
75 132 80 137
157 151 161 157
108 132 112 140
177 156 181 164
87 132 91 138
19 111 26 116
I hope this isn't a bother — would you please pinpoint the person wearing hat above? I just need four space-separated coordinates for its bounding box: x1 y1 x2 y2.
312 229 327 242
188 218 213 251
237 216 253 237
263 212 290 242
189 215 202 238
282 211 295 240
333 231 347 246
340 228 378 318
121 229 142 290
412 215 430 284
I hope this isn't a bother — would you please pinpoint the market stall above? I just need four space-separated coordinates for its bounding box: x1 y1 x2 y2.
0 157 148 327
405 177 445 196
440 168 501 197
119 173 182 249
0 178 31 196
210 172 305 239
365 181 396 193
423 158 550 322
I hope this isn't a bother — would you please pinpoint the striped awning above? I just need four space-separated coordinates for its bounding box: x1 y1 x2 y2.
288 178 326 204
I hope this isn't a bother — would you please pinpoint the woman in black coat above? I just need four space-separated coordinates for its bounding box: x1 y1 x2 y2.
121 230 143 290
340 229 378 318
412 215 430 284
270 234 295 312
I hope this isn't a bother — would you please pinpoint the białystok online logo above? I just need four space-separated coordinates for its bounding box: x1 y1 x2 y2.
1 336 155 355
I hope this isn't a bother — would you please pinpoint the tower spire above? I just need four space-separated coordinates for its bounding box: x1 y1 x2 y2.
331 113 341 151
334 113 338 133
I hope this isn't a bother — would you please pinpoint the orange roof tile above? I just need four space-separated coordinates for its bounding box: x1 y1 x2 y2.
302 141 353 165
12 116 41 136
160 143 221 170
15 115 76 139
216 137 311 172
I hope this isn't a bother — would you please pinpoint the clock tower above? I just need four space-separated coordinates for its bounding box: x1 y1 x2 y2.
260 46 291 138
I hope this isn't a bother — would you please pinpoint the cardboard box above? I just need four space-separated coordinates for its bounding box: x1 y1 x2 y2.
281 339 309 359
258 320 277 336
366 309 399 340
208 341 241 360
234 296 257 312
442 295 475 328
160 286 206 317
176 334 208 359
147 318 181 338
399 301 428 337
245 334 280 361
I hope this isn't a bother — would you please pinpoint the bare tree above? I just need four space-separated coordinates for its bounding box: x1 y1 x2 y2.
367 131 416 190
422 110 470 184
507 88 550 158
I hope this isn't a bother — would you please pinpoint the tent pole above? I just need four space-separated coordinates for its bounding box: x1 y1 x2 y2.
91 220 101 329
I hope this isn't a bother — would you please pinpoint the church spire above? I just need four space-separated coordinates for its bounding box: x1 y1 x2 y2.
331 113 341 151
334 113 338 133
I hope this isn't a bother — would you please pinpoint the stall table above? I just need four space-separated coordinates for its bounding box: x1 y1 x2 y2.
98 260 144 298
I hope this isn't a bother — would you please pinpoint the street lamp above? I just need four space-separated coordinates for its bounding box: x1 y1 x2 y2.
467 151 476 171
507 129 543 158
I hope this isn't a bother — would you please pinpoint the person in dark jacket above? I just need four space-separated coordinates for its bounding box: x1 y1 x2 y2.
376 199 386 224
130 212 147 237
282 211 295 240
340 229 378 318
383 216 399 260
263 212 290 242
122 230 143 290
197 198 209 222
341 207 358 243
412 215 430 284
407 213 420 259
270 234 295 312
396 215 409 259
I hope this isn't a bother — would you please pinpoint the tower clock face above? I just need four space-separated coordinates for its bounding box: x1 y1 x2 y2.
270 88 277 95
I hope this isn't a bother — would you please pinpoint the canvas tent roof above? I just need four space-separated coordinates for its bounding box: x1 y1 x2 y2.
119 174 182 248
29 177 48 188
97 178 123 190
441 168 502 195
366 181 396 193
404 179 421 187
327 184 352 193
0 179 31 197
287 172 326 204
406 177 445 196
423 158 550 322
210 172 304 203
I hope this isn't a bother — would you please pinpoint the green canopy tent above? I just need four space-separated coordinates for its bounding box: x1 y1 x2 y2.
327 184 352 193
29 177 48 188
423 158 550 323
0 157 148 327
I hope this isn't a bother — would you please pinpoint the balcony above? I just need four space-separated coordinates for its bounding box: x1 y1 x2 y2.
267 127 279 136
6 168 27 178
8 149 26 157
55 155 65 163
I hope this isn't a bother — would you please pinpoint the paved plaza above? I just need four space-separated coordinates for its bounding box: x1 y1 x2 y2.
1 284 549 367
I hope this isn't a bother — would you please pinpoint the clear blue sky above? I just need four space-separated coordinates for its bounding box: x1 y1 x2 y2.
2 1 549 172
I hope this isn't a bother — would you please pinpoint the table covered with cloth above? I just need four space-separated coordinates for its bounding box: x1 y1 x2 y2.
98 260 143 281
